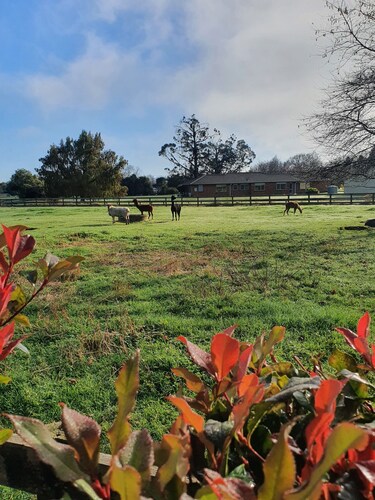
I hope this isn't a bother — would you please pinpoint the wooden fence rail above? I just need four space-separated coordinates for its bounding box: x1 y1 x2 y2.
0 435 110 498
1 193 375 207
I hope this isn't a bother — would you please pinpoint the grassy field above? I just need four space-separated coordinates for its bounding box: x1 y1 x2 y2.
0 204 374 454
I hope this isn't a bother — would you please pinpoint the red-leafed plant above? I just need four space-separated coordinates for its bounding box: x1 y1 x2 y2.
5 313 374 499
0 224 83 443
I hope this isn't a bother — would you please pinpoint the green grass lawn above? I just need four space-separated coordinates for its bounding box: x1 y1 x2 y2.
0 204 374 446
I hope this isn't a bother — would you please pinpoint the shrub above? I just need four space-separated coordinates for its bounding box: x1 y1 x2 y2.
305 187 319 194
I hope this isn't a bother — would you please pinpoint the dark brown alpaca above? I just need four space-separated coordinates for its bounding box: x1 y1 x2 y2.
284 201 303 215
171 195 181 221
132 199 153 219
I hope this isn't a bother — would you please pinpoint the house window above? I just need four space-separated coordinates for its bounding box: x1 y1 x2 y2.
216 184 227 193
240 184 248 190
254 183 265 192
276 183 287 191
198 185 203 192
233 184 238 190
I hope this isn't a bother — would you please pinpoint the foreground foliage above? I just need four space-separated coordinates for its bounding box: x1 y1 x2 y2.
0 224 374 498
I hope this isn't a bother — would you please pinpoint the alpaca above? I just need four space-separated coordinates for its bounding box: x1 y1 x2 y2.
171 195 181 221
284 201 303 215
107 205 130 224
132 199 153 219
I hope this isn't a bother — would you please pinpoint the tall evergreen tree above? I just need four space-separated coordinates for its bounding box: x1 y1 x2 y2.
38 131 127 197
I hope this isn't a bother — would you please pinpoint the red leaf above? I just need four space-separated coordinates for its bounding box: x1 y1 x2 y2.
314 379 346 415
233 379 264 433
13 235 35 265
0 323 15 354
2 225 21 261
219 324 238 337
0 251 9 274
357 312 370 339
0 336 27 361
167 396 204 433
177 336 214 375
211 333 240 381
233 345 253 384
0 283 13 317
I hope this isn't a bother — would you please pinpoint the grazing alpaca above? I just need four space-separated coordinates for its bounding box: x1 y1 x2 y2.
107 205 130 224
284 201 303 215
171 195 181 221
132 199 153 219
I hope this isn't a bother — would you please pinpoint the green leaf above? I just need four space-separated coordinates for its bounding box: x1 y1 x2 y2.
261 362 296 377
0 374 12 385
108 351 140 455
258 422 296 500
285 423 368 499
228 464 254 484
204 419 233 448
251 425 273 458
156 434 189 493
73 479 102 500
246 402 273 438
110 465 141 500
329 349 358 372
118 429 154 483
195 486 217 499
6 414 88 483
14 314 31 327
0 428 13 444
265 377 321 403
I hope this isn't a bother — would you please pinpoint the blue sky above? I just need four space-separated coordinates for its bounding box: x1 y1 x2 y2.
0 0 332 182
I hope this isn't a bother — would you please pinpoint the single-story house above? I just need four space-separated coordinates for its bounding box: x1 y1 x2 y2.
180 173 328 197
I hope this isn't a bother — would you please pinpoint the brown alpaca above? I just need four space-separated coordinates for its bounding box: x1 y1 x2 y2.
171 195 181 221
132 199 153 219
284 201 303 215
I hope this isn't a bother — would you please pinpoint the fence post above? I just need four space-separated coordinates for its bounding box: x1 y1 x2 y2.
308 194 311 204
249 195 252 206
232 196 234 206
269 195 271 205
329 194 332 205
214 196 217 206
197 197 199 206
372 193 375 205
350 194 353 205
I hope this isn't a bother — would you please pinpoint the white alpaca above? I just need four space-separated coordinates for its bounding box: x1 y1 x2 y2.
107 205 130 224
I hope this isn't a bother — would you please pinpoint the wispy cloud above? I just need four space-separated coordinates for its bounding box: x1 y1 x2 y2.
1 0 333 181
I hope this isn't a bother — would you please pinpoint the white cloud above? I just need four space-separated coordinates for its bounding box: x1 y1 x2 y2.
23 0 331 162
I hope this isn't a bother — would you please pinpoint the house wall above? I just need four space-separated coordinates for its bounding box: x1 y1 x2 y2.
189 182 302 197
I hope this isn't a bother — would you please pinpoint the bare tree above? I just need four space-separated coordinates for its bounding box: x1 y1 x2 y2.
307 0 375 178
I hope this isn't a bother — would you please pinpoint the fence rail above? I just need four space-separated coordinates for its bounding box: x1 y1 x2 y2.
1 193 375 207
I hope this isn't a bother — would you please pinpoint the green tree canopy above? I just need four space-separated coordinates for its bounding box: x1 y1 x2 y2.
159 115 255 179
6 169 45 198
122 174 154 196
37 131 127 197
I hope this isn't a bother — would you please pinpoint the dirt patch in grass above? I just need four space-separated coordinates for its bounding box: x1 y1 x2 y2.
91 244 246 276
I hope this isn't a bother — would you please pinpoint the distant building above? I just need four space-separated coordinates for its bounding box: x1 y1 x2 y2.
180 173 328 197
344 175 375 194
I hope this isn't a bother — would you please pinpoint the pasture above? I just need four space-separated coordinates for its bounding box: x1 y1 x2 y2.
0 204 374 444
